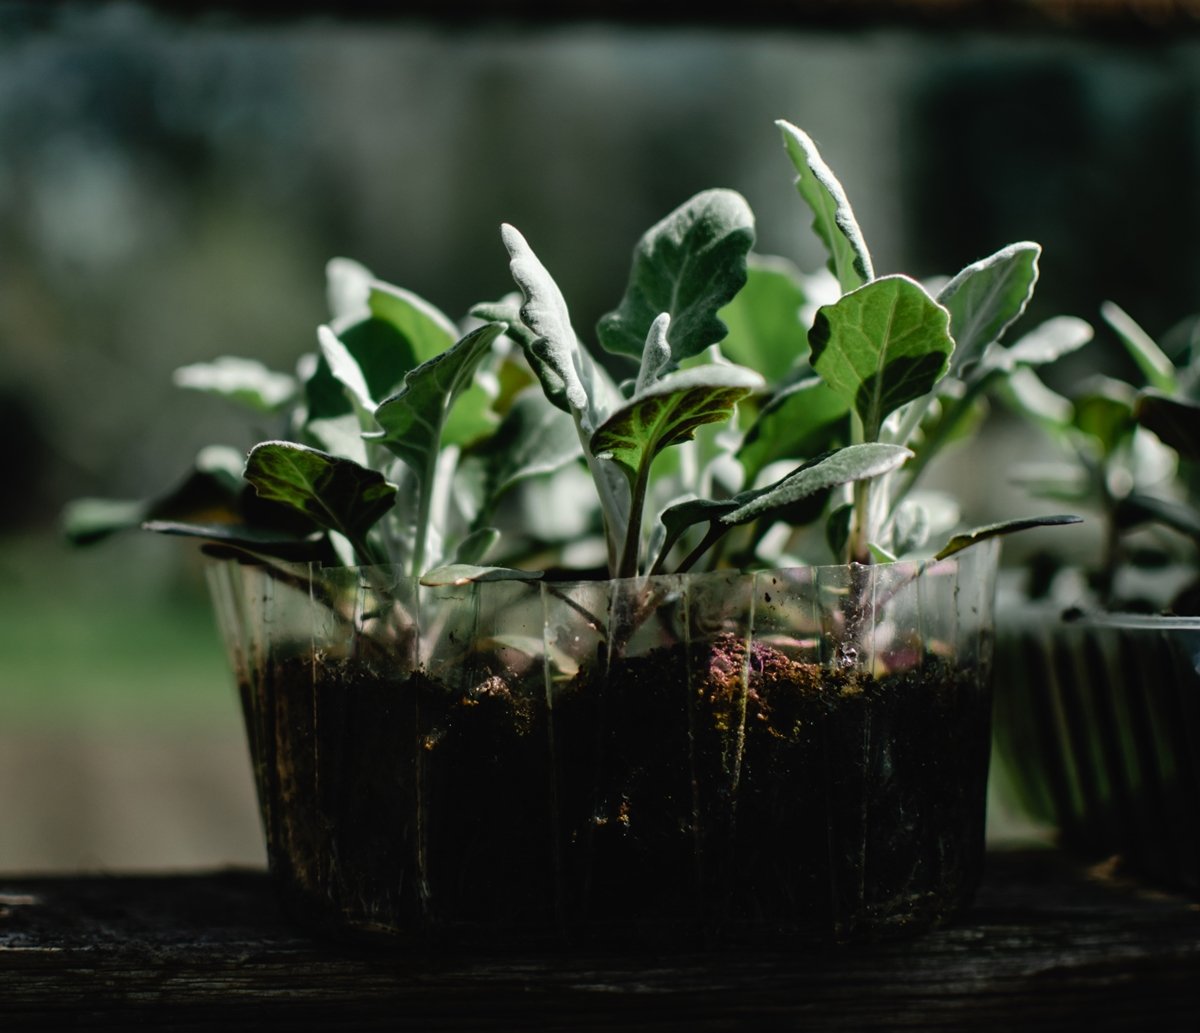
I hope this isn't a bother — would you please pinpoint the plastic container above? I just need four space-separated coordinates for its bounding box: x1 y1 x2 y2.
208 542 999 946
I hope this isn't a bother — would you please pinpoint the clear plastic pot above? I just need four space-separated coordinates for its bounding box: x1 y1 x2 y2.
208 542 998 946
993 610 1200 895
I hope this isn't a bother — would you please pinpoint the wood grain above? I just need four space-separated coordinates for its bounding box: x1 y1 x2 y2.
1 850 1198 1031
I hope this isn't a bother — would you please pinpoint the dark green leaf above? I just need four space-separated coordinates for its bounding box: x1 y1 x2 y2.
141 519 328 560
938 242 1040 375
715 253 810 384
590 364 763 481
1073 376 1136 455
809 275 953 440
934 514 1083 560
777 120 873 292
737 375 848 484
1135 391 1200 460
244 440 397 547
596 189 755 365
371 322 506 478
1116 492 1200 540
63 446 248 546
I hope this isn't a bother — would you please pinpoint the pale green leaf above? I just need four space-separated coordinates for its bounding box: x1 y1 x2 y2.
419 564 543 587
1102 300 1177 395
938 242 1040 374
596 188 755 365
722 442 911 524
777 120 873 292
635 313 672 393
502 222 591 419
173 357 296 413
988 316 1094 372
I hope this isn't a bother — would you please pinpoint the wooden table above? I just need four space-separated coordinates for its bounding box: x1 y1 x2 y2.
2 850 1198 1031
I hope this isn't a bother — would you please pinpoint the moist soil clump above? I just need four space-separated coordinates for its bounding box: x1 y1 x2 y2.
245 633 989 947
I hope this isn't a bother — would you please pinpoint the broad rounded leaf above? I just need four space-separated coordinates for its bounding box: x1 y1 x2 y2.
244 440 397 544
368 281 459 365
938 242 1041 375
809 275 953 440
737 375 849 484
590 365 763 480
716 253 810 384
777 120 873 292
596 189 755 365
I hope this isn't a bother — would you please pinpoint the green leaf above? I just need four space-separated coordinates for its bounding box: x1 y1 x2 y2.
721 443 912 525
1135 391 1200 460
988 316 1094 372
998 367 1074 432
456 387 583 522
934 514 1083 560
317 324 375 414
325 256 374 321
419 564 543 587
1073 376 1136 455
938 242 1040 375
809 275 953 440
371 322 506 479
736 375 849 485
368 281 459 366
777 120 873 292
715 253 810 384
1102 300 1177 394
1116 492 1200 541
590 364 763 481
596 189 755 365
502 223 595 419
635 313 673 393
63 445 249 546
470 293 539 351
244 441 397 551
173 357 296 413
141 519 327 560
452 527 500 566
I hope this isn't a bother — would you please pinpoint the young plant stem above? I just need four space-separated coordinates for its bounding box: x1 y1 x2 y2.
617 458 652 579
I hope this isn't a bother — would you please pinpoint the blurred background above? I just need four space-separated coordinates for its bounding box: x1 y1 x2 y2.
3 1 1200 871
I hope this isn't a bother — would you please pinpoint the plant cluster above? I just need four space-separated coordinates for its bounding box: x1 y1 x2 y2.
1004 301 1200 610
67 120 1076 583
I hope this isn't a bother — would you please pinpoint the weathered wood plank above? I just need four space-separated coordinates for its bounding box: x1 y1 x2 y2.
1 851 1198 1031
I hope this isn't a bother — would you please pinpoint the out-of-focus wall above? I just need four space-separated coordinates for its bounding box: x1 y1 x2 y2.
2 4 1198 868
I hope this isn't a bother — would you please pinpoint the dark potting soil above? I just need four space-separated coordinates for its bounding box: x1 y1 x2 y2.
242 634 990 948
